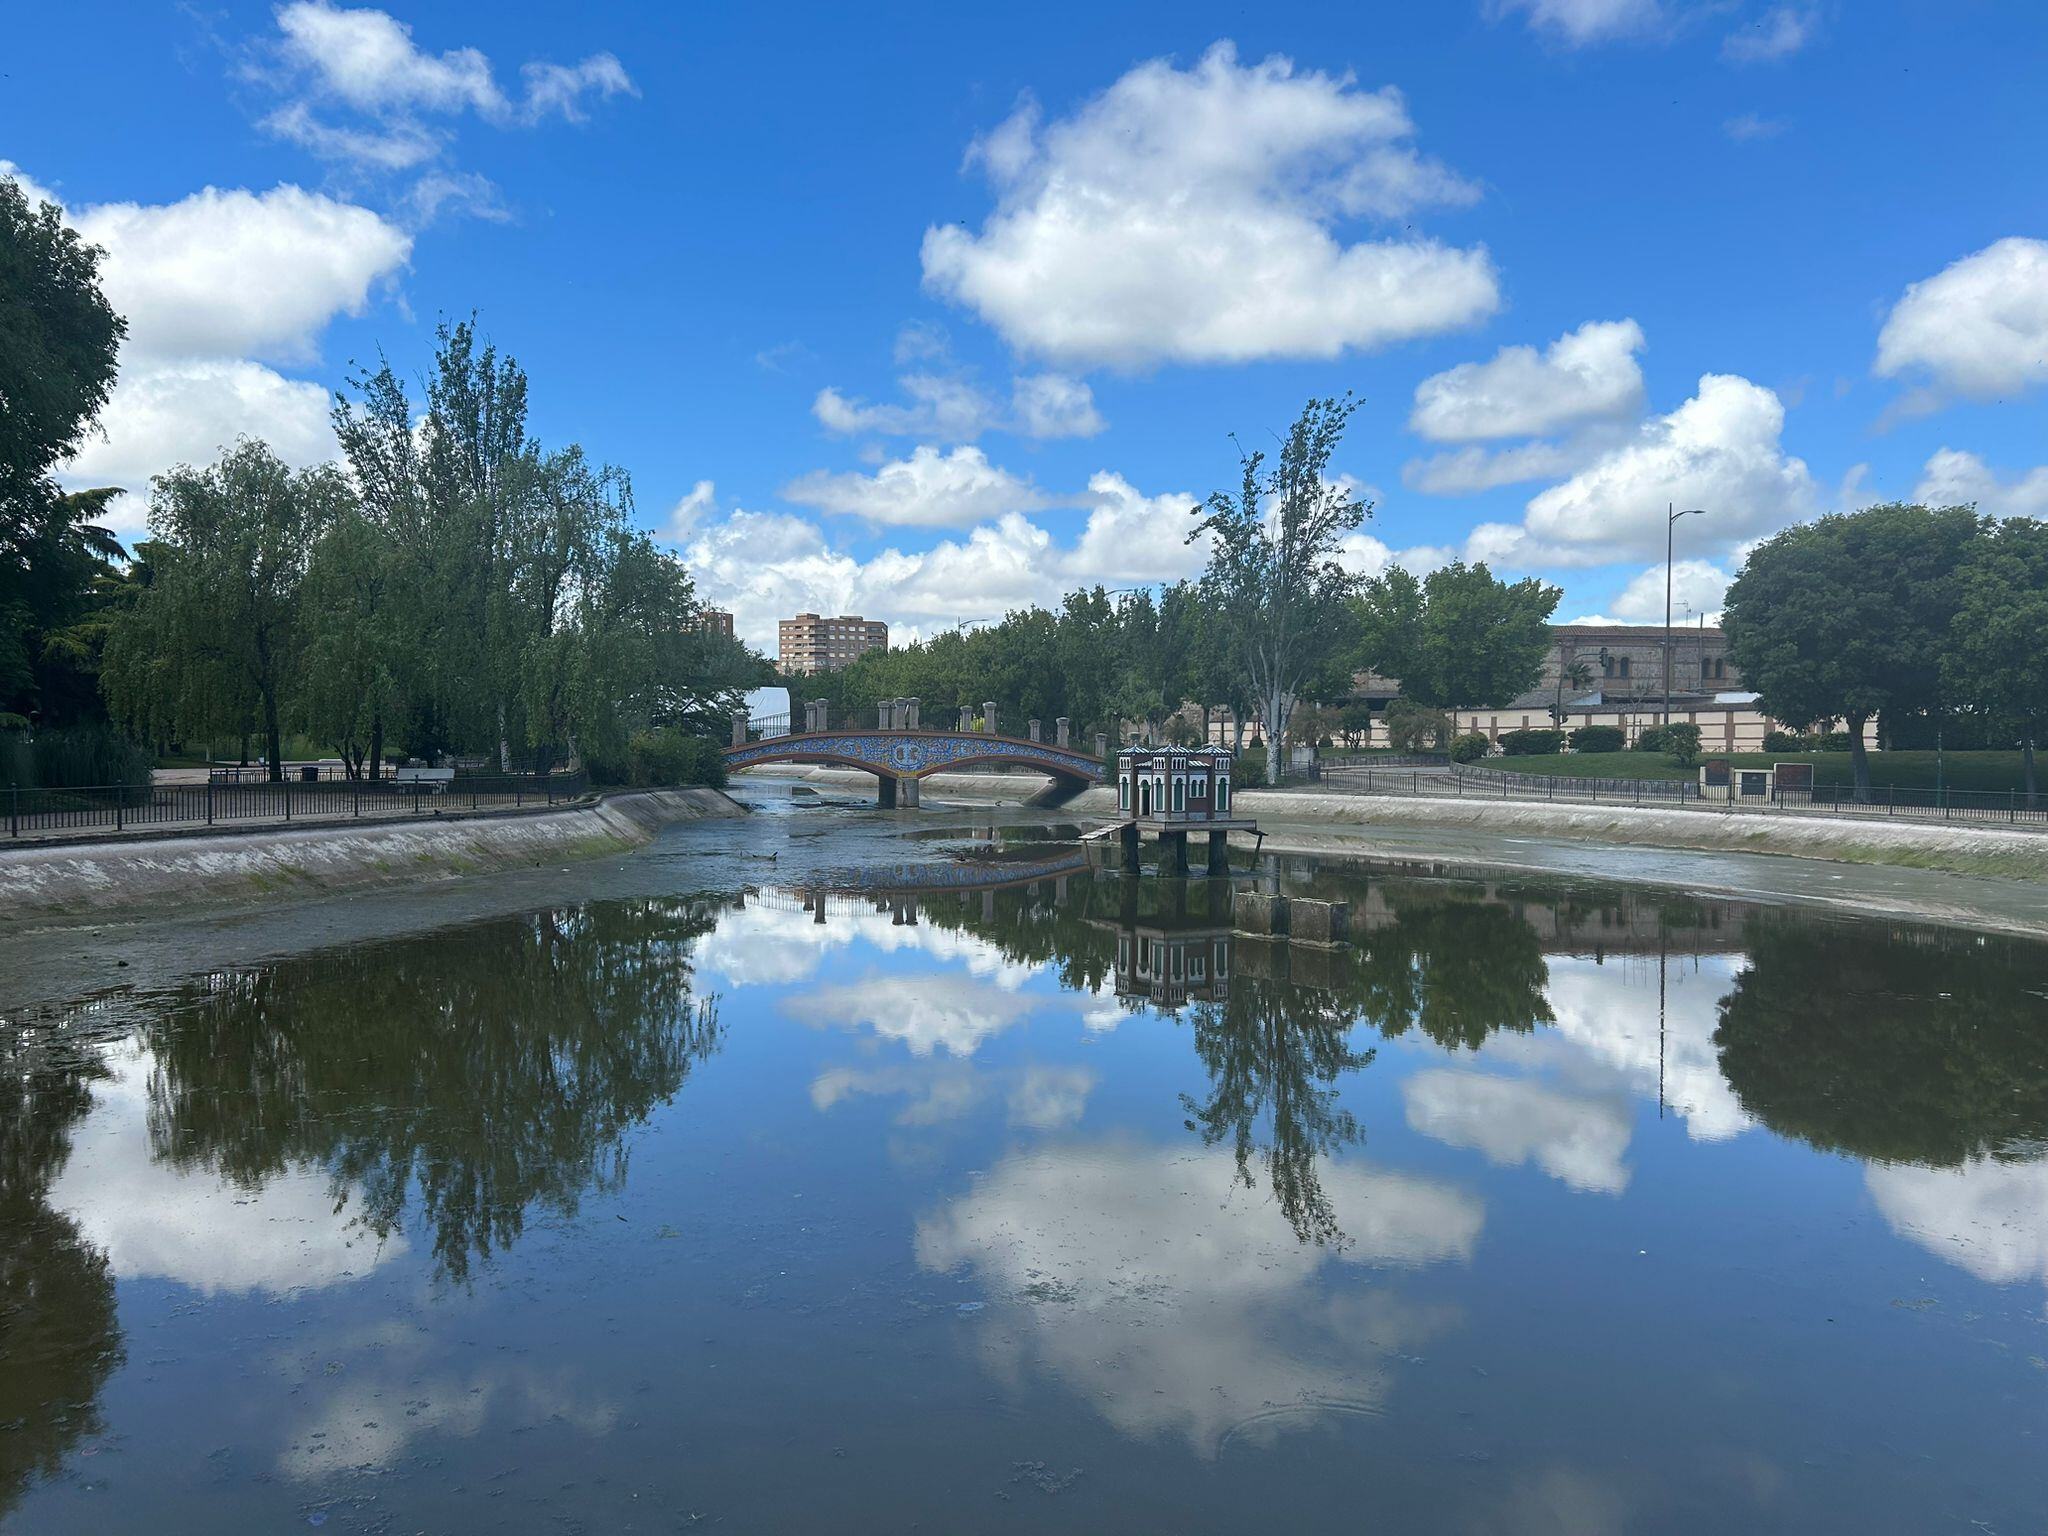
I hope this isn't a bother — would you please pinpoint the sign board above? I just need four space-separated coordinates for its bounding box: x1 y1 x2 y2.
1773 762 1815 793
1701 758 1732 787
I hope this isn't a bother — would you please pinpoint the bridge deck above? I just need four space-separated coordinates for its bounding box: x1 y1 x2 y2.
724 728 1104 783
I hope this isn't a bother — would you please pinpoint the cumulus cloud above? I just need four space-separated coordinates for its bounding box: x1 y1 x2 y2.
1866 1157 2048 1298
1403 1069 1635 1193
920 42 1497 369
4 163 410 537
811 371 1103 442
1404 440 1586 495
1722 112 1786 142
1592 558 1734 624
1913 448 2048 518
1722 6 1818 63
1411 320 1647 443
785 973 1040 1057
1465 374 1817 567
915 1143 1482 1452
783 445 1062 528
1491 0 1666 47
1875 237 2048 403
70 183 411 363
682 470 1206 650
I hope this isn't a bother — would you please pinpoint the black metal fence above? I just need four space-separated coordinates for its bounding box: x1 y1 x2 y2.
6 772 590 840
1311 760 2047 826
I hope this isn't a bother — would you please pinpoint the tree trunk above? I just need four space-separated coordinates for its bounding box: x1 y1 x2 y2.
263 691 284 784
498 700 512 773
2025 735 2037 810
369 714 383 783
1846 711 1871 803
1230 711 1246 753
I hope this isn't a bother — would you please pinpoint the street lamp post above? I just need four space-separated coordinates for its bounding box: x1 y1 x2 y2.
1664 505 1706 725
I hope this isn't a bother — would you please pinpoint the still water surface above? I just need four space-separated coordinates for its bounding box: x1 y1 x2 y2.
4 825 2047 1532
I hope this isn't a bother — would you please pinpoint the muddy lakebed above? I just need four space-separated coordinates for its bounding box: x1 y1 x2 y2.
4 793 2046 1533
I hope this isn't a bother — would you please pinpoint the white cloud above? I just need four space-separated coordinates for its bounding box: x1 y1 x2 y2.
1491 0 1666 47
691 896 1041 989
783 445 1061 529
1404 440 1586 495
51 1045 406 1295
62 359 338 524
269 2 633 127
1411 320 1647 443
1866 1157 2048 1299
810 1063 988 1125
1875 237 2048 403
1006 1064 1097 1130
1722 112 1786 142
1600 558 1733 624
664 479 719 541
684 471 1206 650
1468 374 1817 567
1011 373 1107 438
920 42 1497 369
785 972 1039 1057
1913 448 2048 518
3 163 409 537
1722 6 1817 63
1403 1069 1634 1193
915 1143 1482 1452
815 371 1106 443
71 183 411 363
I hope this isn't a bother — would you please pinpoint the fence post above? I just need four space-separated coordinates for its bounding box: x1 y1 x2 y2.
2011 789 2017 824
515 780 522 808
116 788 124 833
9 781 16 838
206 778 214 826
284 780 290 822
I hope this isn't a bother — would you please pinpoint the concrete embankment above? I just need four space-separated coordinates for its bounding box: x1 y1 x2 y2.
0 788 745 925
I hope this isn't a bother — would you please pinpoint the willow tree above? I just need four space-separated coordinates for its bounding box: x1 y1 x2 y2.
1189 395 1368 784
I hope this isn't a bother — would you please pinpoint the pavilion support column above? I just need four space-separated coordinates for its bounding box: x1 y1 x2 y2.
877 776 899 809
1162 829 1189 876
1119 820 1141 869
1208 829 1231 875
900 777 920 808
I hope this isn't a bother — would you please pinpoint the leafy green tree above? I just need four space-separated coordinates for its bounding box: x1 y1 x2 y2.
103 441 351 778
1715 917 2048 1166
1352 560 1560 708
1 487 130 729
1724 504 1984 800
1191 396 1370 784
1 176 128 722
1664 721 1703 767
294 507 402 777
1943 517 2048 805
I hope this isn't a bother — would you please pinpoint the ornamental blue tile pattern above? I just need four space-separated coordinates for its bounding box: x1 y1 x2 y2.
723 730 1104 782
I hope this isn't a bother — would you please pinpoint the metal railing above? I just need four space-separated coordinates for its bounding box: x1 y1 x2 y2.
6 772 589 840
1309 761 2047 826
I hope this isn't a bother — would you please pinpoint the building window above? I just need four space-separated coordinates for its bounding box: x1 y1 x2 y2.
1119 774 1130 812
1618 656 1632 679
1602 655 1615 678
1215 775 1230 812
1171 776 1185 813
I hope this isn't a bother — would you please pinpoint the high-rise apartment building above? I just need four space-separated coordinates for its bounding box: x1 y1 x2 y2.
778 612 889 674
698 609 735 639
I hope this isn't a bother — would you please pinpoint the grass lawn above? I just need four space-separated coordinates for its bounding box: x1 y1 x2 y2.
1481 749 2032 792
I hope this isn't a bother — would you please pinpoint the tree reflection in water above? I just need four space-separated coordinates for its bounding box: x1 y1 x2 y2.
1715 919 2048 1166
0 1034 123 1521
142 897 729 1281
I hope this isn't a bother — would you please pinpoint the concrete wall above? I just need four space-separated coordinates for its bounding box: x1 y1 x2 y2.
0 788 744 925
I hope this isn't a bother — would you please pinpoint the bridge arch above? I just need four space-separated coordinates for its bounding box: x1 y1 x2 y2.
723 728 1104 801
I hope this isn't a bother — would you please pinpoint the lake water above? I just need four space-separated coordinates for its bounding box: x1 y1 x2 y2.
5 809 2047 1533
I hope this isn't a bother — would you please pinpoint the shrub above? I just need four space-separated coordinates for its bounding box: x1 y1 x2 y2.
1665 722 1703 767
1 724 154 789
1500 728 1564 757
1449 732 1490 763
1237 744 1268 783
1633 725 1670 753
1568 724 1625 754
624 729 728 789
1801 730 1852 752
1383 697 1449 753
1762 730 1801 754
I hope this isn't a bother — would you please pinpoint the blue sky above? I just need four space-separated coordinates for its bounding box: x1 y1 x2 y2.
5 1 2044 648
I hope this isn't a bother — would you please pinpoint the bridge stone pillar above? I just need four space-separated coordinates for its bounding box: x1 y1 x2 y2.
877 699 895 730
983 701 999 737
958 704 973 732
732 714 747 747
1028 718 1041 742
877 776 899 809
904 698 920 729
1056 717 1070 748
1095 732 1109 760
900 777 920 808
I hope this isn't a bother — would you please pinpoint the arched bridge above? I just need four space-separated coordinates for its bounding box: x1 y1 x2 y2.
723 729 1103 806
